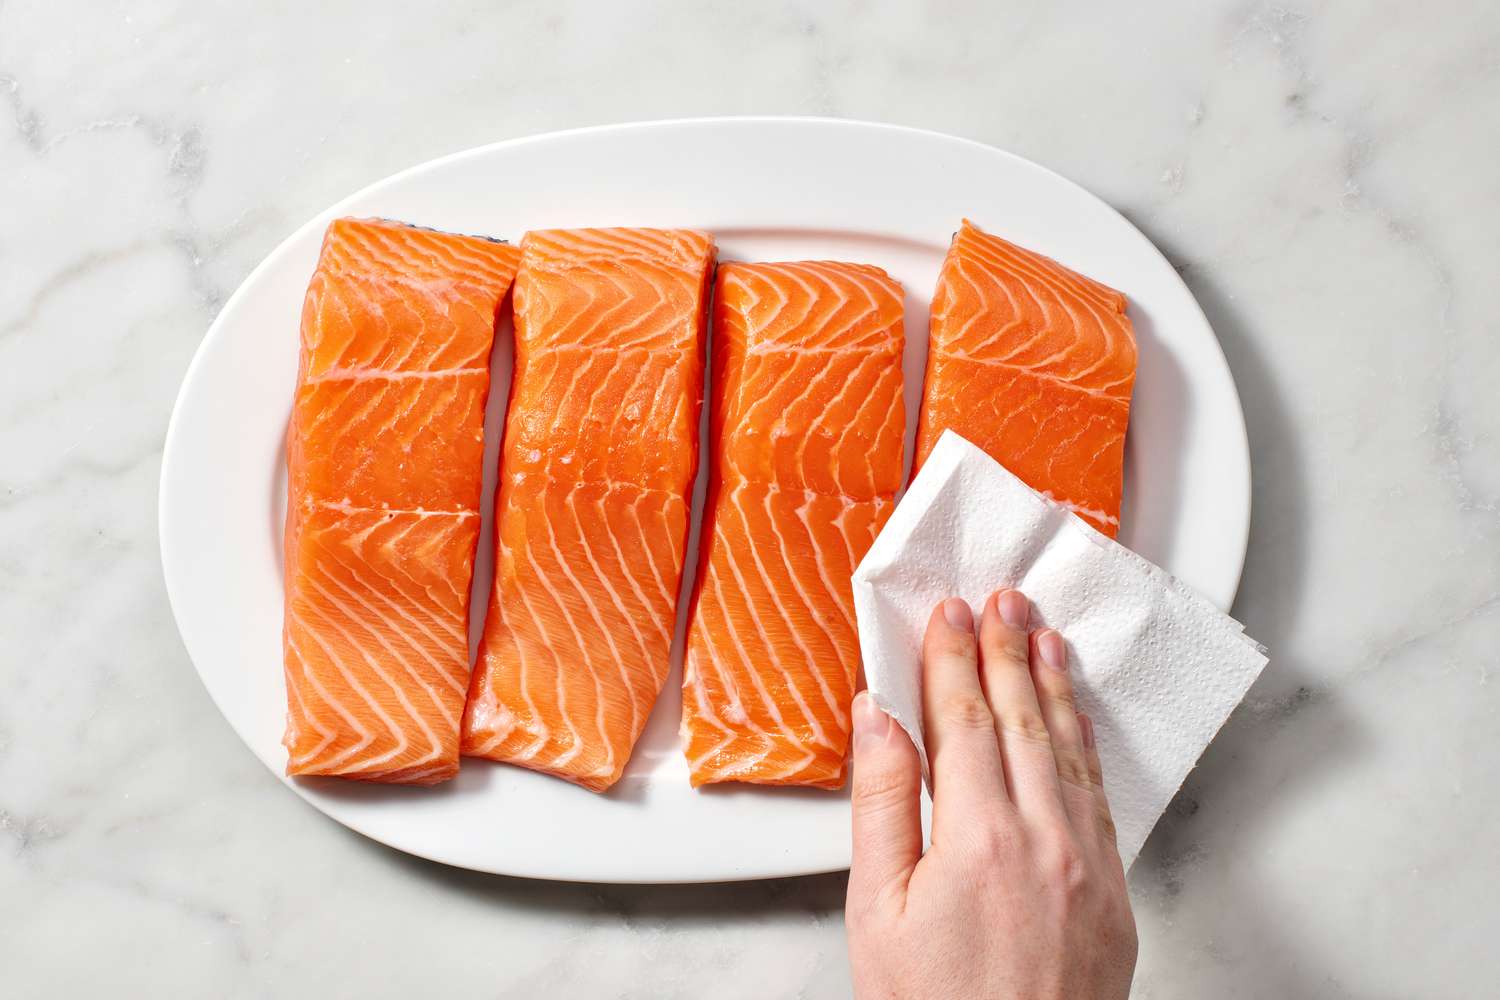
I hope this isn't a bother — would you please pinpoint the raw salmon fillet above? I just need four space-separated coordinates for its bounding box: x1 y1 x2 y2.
461 228 716 792
282 217 520 785
915 219 1137 536
682 261 905 788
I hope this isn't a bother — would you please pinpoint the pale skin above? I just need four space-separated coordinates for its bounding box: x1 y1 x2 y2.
846 589 1138 999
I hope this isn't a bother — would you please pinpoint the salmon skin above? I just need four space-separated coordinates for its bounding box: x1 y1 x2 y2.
682 261 905 788
914 220 1137 536
282 217 521 785
462 228 716 792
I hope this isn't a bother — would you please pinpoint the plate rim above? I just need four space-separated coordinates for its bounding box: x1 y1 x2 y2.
159 116 1252 882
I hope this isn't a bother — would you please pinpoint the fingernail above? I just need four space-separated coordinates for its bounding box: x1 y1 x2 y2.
942 598 973 630
1078 712 1095 749
997 589 1029 630
1038 629 1067 672
852 692 890 744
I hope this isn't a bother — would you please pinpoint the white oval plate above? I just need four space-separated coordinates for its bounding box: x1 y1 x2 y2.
160 118 1250 883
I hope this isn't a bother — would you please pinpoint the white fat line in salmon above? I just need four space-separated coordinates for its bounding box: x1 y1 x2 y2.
934 352 1133 400
301 365 490 385
1036 491 1121 528
304 497 479 519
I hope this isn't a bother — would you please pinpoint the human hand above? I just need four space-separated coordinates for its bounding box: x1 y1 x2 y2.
845 590 1137 999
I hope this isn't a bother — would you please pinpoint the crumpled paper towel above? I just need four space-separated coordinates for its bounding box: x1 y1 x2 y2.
852 430 1268 868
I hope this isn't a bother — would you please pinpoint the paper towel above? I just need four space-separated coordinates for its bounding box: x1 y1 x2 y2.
852 430 1268 869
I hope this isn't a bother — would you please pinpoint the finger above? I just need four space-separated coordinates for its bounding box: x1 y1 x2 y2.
1078 712 1122 865
1028 629 1097 839
922 599 1006 822
977 590 1064 820
848 691 923 909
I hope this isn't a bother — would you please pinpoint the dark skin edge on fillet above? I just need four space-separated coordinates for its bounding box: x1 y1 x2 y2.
368 215 512 244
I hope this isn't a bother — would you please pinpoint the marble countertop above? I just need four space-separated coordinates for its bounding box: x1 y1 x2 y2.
5 1 1498 996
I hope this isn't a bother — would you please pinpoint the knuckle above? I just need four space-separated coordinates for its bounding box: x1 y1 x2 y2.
998 708 1052 746
1043 841 1090 895
939 691 994 731
980 650 1030 685
851 766 915 812
1040 688 1077 715
980 627 1028 664
978 815 1026 857
932 636 978 667
1097 807 1119 843
965 818 1017 859
1055 750 1093 790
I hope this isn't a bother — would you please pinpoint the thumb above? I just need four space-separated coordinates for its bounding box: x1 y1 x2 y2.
847 691 923 912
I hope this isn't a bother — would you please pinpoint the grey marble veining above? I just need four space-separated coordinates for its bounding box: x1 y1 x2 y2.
3 1 1498 996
